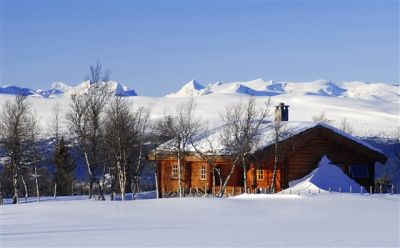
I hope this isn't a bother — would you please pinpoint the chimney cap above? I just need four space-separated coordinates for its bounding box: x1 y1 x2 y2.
276 102 290 107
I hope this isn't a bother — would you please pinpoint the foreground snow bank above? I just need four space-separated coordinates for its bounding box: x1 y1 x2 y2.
1 194 399 247
282 156 365 194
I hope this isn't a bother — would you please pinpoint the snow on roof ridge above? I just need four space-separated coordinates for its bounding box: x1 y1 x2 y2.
156 121 383 156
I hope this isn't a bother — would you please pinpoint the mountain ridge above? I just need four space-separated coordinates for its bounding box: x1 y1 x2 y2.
166 79 399 102
0 81 137 98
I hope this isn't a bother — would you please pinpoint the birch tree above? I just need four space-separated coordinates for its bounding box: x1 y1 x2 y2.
66 60 111 200
269 119 291 193
155 99 201 197
50 103 62 198
130 106 150 198
0 95 32 204
105 97 150 201
220 97 271 193
26 112 42 202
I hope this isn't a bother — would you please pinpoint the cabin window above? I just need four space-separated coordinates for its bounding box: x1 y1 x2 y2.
200 165 207 180
257 169 264 180
172 164 178 179
349 165 369 178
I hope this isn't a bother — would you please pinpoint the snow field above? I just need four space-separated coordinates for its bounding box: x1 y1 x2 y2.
1 193 399 247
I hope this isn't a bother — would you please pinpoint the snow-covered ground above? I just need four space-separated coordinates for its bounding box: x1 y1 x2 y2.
0 193 399 247
0 90 398 138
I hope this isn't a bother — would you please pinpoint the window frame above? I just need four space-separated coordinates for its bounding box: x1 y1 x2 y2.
200 164 207 180
257 169 264 180
172 164 178 179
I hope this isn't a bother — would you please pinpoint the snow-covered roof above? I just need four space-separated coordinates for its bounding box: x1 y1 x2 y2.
156 121 383 156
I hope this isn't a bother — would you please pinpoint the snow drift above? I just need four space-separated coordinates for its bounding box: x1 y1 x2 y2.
283 156 366 194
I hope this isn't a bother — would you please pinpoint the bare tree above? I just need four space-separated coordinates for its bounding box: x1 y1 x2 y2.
0 95 32 204
130 107 150 199
66 61 112 200
338 117 353 134
155 99 201 197
50 103 62 199
188 126 228 197
104 97 150 201
220 97 271 193
269 119 291 193
312 112 333 125
26 112 42 202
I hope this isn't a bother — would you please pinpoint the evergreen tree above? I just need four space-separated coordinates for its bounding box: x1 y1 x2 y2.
54 137 75 196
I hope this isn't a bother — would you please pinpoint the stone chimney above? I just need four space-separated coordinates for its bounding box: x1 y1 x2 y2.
275 102 289 122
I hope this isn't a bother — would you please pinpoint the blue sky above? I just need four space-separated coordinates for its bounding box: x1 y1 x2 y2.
0 0 398 96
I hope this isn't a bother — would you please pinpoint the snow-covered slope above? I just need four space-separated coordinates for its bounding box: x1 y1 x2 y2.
1 81 137 98
166 79 399 102
165 79 205 97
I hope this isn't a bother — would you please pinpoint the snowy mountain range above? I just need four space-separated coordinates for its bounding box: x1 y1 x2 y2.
1 79 398 102
166 79 399 103
0 81 137 98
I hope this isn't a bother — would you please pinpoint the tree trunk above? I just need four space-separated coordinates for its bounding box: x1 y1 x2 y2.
53 182 57 199
177 149 183 198
120 184 125 201
88 181 93 199
95 177 105 201
135 176 140 194
34 165 40 202
154 164 159 199
242 156 248 193
12 167 19 204
218 161 238 197
131 179 137 200
212 166 216 197
0 180 3 205
270 142 279 194
21 174 28 203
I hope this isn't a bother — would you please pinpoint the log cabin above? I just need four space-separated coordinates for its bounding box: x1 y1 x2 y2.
148 103 387 197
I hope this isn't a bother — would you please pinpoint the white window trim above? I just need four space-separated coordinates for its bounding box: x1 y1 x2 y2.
257 169 264 180
172 164 178 179
200 165 207 180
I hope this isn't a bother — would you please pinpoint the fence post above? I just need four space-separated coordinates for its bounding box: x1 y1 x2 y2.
329 187 331 193
289 189 291 195
370 186 373 194
360 186 363 195
308 189 311 195
318 188 320 194
350 186 352 194
298 190 300 195
391 184 394 195
380 185 383 194
339 187 341 193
